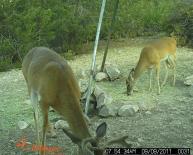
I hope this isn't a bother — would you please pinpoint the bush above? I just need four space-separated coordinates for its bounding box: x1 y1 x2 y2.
166 1 193 46
113 0 176 38
0 0 183 71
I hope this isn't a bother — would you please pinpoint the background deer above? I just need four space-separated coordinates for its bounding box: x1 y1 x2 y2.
126 37 176 95
22 47 130 155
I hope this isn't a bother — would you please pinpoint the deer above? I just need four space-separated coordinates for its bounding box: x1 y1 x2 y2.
22 47 131 155
126 37 176 95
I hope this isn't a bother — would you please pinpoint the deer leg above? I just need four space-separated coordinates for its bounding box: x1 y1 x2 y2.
168 56 176 86
31 91 40 146
161 62 168 87
39 102 49 155
171 58 176 86
148 68 153 91
155 63 161 95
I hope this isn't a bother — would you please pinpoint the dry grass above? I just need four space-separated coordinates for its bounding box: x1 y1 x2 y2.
0 37 193 154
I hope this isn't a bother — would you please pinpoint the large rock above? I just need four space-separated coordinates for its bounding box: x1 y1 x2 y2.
95 72 108 82
118 105 139 117
104 64 121 81
93 86 113 109
98 104 118 117
184 75 193 86
54 120 69 130
97 93 113 109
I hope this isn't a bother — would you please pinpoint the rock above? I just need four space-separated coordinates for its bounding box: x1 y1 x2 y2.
137 138 144 143
145 111 152 115
95 72 108 82
79 79 88 93
104 64 121 81
9 140 15 143
93 85 105 97
96 93 113 109
49 107 55 112
133 87 139 92
184 75 193 86
18 121 29 130
118 105 139 117
131 105 139 112
93 85 113 109
24 99 31 105
54 120 69 130
98 104 118 117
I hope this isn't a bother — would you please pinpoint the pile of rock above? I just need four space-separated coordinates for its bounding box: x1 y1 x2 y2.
95 63 121 82
80 85 150 118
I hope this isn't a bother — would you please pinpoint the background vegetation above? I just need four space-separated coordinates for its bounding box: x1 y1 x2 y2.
0 0 193 71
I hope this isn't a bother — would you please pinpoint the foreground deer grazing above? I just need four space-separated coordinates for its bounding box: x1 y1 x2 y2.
22 47 130 155
126 37 176 95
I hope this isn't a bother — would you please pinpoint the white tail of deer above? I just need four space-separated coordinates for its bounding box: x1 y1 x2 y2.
126 37 176 95
22 47 131 155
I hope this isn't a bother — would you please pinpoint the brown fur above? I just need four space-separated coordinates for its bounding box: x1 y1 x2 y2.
126 37 176 95
22 47 90 154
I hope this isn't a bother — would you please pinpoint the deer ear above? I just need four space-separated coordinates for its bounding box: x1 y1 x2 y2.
96 122 107 138
63 129 81 144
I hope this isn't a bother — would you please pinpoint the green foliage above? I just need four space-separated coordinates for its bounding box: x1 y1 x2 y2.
166 1 193 46
0 0 182 71
114 0 176 38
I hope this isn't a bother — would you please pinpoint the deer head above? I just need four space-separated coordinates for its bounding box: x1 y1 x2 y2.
63 122 131 155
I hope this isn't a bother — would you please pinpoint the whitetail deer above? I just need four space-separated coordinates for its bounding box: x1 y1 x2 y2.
126 37 176 95
22 47 131 155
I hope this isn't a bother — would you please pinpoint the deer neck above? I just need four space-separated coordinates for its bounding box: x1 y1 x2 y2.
63 98 91 139
133 60 147 80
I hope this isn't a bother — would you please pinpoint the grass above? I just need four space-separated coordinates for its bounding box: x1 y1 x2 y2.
0 36 193 154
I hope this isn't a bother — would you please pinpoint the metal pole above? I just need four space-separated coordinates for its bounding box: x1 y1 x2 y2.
85 0 106 115
101 0 119 72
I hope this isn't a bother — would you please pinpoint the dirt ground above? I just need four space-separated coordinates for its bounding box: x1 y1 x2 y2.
0 37 193 155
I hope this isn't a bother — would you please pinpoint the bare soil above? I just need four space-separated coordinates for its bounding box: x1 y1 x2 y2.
0 37 193 155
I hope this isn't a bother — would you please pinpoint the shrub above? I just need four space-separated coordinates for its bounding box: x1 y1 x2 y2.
166 1 193 46
0 0 183 71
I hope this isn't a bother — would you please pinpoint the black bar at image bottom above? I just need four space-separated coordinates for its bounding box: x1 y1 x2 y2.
105 148 190 155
